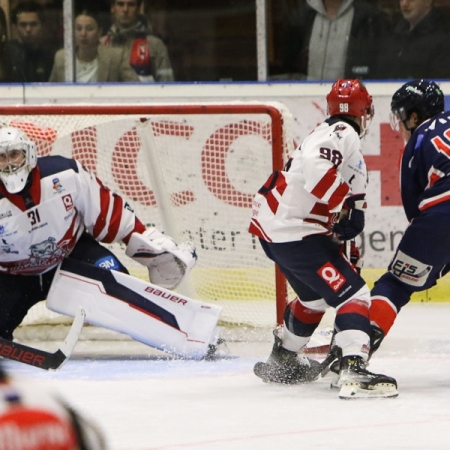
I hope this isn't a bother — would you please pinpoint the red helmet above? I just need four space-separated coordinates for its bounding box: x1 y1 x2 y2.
326 79 374 136
327 79 373 117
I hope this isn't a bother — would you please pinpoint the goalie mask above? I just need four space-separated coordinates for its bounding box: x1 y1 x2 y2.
0 127 37 193
390 79 444 132
326 79 374 138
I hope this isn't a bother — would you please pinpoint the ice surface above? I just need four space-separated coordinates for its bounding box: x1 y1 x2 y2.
4 303 450 450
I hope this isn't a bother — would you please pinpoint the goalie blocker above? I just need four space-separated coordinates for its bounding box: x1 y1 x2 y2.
46 259 222 359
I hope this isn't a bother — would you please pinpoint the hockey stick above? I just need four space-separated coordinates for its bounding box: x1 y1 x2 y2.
0 307 85 371
312 344 340 380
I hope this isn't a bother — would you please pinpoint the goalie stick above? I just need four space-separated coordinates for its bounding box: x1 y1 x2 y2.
0 307 85 371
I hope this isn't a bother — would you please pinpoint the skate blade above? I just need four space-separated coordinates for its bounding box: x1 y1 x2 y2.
329 375 340 390
339 382 398 399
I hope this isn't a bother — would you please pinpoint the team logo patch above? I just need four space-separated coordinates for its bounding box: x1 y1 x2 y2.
61 194 73 211
29 237 64 264
1 238 18 254
317 262 346 292
390 250 432 287
52 177 63 192
96 256 121 271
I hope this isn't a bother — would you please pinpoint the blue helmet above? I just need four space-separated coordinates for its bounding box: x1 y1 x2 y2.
390 80 444 128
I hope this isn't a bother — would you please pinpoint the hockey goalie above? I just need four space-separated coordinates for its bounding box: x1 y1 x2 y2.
0 126 222 362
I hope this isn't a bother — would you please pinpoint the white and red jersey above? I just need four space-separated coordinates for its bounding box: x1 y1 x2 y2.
0 376 105 449
0 155 145 275
249 116 368 243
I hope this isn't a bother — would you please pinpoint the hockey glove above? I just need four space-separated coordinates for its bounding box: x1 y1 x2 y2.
333 194 366 241
125 227 197 290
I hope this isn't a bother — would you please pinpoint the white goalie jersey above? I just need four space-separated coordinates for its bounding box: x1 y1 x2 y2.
249 117 368 243
0 155 145 275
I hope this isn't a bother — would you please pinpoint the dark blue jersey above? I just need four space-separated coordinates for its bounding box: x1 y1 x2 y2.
401 110 450 222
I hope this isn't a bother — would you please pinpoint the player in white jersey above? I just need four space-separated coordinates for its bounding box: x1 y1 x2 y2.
0 362 106 449
0 126 221 361
250 79 398 399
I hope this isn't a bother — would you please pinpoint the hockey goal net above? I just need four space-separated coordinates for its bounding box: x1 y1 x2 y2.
0 102 295 337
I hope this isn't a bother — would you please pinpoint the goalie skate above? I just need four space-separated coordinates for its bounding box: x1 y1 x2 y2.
254 330 322 384
204 337 229 361
337 356 398 399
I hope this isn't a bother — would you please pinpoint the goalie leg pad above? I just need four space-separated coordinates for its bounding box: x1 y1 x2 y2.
46 259 222 359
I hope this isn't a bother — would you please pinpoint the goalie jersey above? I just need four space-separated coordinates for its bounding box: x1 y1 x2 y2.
249 116 368 243
0 155 145 275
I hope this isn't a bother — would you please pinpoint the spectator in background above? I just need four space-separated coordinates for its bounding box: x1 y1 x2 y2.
49 9 139 82
375 0 450 79
0 363 106 449
2 1 55 82
101 0 174 82
281 0 389 81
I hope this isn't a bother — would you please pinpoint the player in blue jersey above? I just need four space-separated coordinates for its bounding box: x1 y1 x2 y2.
368 79 449 355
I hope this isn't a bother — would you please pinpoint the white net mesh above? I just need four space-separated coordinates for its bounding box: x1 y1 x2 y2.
0 102 295 335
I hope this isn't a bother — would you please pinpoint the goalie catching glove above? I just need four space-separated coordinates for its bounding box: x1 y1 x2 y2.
333 194 366 241
125 227 197 289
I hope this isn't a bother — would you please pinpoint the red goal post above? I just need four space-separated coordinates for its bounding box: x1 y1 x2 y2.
0 102 294 330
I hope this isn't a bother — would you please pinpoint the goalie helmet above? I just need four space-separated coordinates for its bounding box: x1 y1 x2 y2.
0 127 37 193
390 79 444 131
326 79 374 137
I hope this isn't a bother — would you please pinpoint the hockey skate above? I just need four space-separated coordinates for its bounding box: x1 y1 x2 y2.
254 329 322 384
204 335 229 361
337 355 398 399
324 324 386 388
